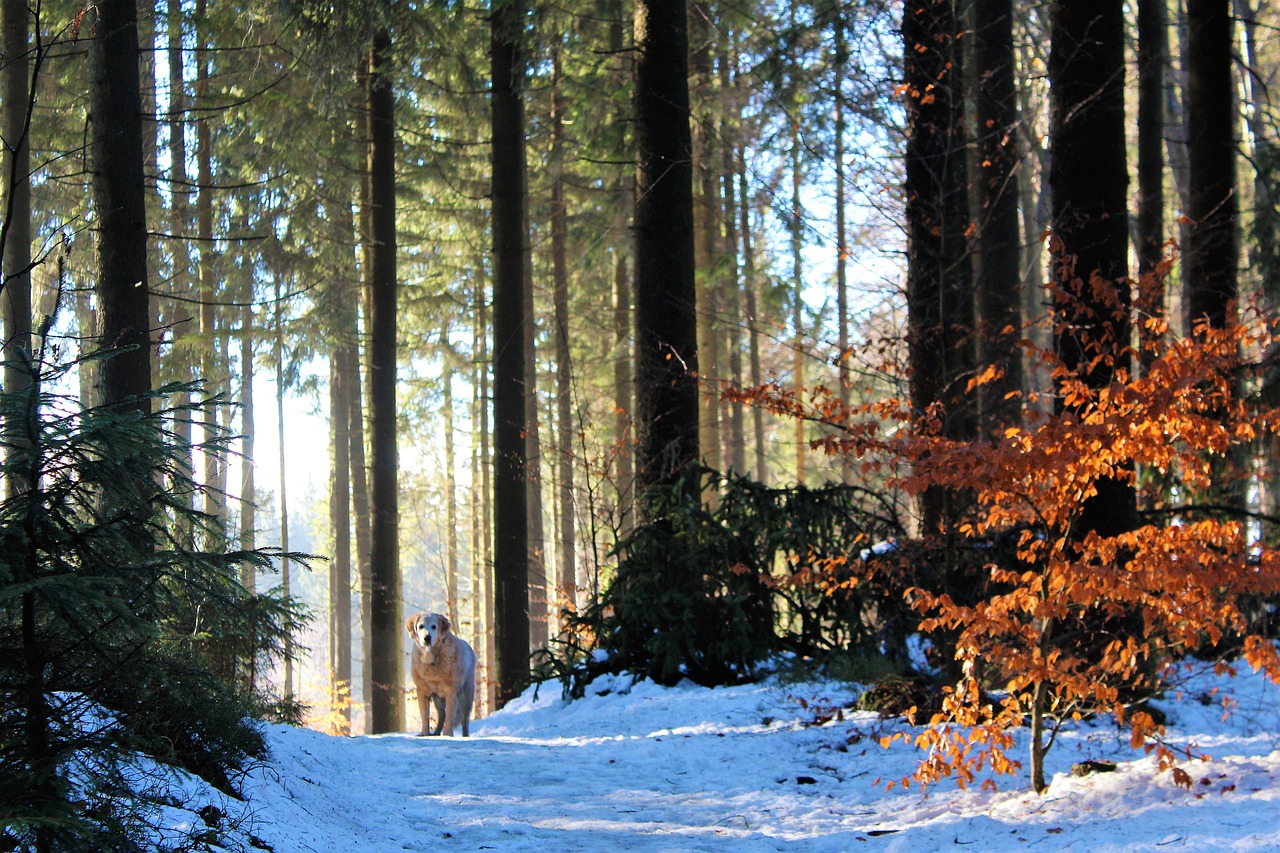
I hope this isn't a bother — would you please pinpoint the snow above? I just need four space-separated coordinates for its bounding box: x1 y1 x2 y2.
182 661 1280 851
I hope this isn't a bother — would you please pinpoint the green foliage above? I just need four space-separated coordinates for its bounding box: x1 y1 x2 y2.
546 470 909 698
0 345 311 852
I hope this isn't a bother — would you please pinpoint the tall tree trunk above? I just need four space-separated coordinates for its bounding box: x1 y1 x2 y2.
1137 0 1168 373
491 0 532 706
274 278 294 701
691 0 721 476
1184 0 1238 331
442 340 459 617
330 337 353 732
195 0 221 533
833 15 850 482
524 248 547 654
472 270 495 714
165 0 195 537
738 161 766 481
720 46 746 477
550 39 576 627
90 0 152 413
2 0 32 411
904 0 975 532
1185 0 1242 511
634 0 700 507
366 25 402 733
608 0 634 539
790 88 806 485
974 0 1023 432
239 295 255 593
1048 0 1137 541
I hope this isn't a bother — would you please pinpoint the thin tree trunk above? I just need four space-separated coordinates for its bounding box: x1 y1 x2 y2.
166 0 195 538
195 0 221 533
738 160 766 482
608 0 634 539
366 25 402 733
550 39 576 627
1137 0 1168 374
833 15 850 482
473 269 495 715
240 297 255 592
524 267 547 654
491 0 532 706
274 278 293 701
721 39 746 477
330 334 352 732
691 0 721 477
442 340 459 618
790 91 805 485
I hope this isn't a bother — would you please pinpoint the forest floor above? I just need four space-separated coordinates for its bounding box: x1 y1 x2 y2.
166 658 1280 851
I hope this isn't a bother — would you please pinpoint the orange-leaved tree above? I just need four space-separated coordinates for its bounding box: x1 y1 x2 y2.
729 266 1280 793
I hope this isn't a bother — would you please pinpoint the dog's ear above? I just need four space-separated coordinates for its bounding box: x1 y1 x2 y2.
439 613 452 634
404 614 418 637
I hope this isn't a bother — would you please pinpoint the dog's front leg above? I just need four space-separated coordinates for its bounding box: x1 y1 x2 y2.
442 693 457 737
416 689 431 737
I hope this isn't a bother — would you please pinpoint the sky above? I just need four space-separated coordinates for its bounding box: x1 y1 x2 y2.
142 655 1280 852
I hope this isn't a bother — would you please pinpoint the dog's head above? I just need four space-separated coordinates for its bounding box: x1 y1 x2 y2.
405 611 452 649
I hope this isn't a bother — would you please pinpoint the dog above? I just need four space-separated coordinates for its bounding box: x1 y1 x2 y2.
404 611 477 737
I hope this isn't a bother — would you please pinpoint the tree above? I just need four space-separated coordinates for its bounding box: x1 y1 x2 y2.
0 343 306 850
491 0 532 706
633 0 699 508
1047 0 1136 541
88 0 152 412
1184 0 1238 331
903 0 974 531
366 20 402 734
973 0 1022 431
2 0 32 397
889 310 1280 795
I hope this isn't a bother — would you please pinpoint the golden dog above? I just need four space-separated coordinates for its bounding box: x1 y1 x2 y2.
404 611 477 737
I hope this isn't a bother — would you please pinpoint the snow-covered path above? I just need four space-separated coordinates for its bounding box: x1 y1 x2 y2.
226 668 1280 852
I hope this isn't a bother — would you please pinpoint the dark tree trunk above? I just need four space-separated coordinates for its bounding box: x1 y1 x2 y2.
973 0 1023 431
90 0 152 412
739 161 766 482
550 39 576 628
3 0 32 385
904 0 974 532
633 0 699 507
330 336 352 732
1048 0 1138 534
833 16 850 482
491 0 532 706
366 26 402 734
1184 0 1238 331
1137 0 1168 372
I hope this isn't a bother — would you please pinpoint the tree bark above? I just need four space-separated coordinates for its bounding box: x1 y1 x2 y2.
330 330 353 732
973 0 1023 431
366 25 402 733
90 0 152 413
3 0 32 390
1184 0 1238 331
634 0 700 507
1049 0 1137 538
1137 0 1168 373
491 0 532 706
738 161 766 481
904 0 975 532
550 39 576 628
